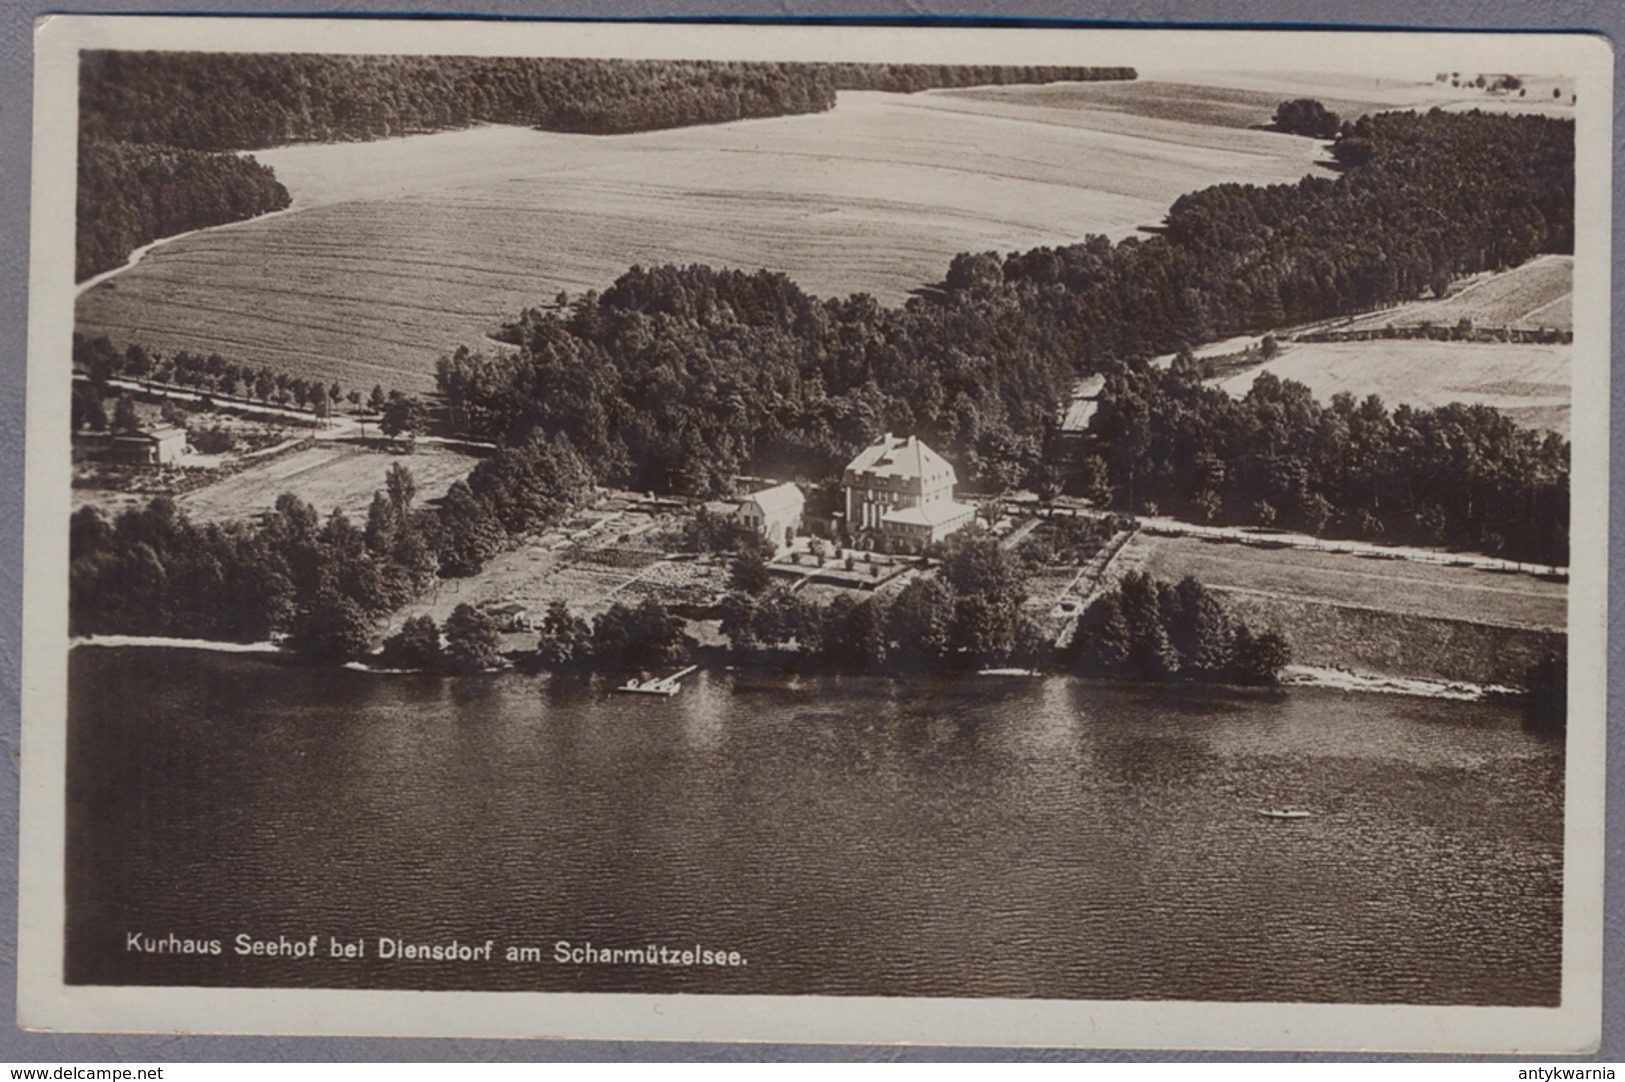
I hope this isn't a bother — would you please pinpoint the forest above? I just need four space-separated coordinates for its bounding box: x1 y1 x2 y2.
1083 356 1569 565
76 139 289 281
436 106 1571 563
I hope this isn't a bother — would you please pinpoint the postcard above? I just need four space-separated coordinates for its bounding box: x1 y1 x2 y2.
19 17 1610 1050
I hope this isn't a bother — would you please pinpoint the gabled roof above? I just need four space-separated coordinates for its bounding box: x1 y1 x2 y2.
740 481 804 518
845 433 957 488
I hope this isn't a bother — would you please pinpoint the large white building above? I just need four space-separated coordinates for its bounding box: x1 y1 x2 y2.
842 433 975 552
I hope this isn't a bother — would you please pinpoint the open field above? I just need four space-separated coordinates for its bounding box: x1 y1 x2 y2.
1119 530 1566 685
1122 531 1566 631
1130 69 1575 119
75 87 1327 395
176 441 481 524
1332 256 1573 334
1216 339 1570 436
950 71 1573 133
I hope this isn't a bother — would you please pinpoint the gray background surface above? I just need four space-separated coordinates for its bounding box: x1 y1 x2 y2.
1 0 1618 1063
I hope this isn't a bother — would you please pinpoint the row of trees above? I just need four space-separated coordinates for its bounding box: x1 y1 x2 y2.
1084 357 1570 564
73 333 395 418
524 534 1292 685
77 138 289 281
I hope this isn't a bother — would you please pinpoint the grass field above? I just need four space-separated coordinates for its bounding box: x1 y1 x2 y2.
1217 339 1570 435
1119 530 1566 684
177 441 480 524
1333 256 1573 334
1123 532 1566 631
75 87 1327 395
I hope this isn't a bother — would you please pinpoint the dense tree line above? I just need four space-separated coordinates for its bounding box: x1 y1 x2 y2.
826 62 1134 94
992 108 1572 362
81 52 1135 149
1085 356 1569 564
69 433 595 657
435 106 1570 565
1071 572 1291 685
76 138 289 281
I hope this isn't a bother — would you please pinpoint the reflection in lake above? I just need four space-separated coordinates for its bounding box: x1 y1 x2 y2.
66 647 1563 1004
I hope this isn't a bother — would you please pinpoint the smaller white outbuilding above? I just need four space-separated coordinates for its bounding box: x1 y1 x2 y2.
736 482 804 552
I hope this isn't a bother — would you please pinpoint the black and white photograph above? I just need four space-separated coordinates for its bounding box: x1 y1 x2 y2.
18 18 1610 1050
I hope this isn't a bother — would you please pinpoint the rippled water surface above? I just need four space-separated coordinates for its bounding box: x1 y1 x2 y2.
67 647 1564 1004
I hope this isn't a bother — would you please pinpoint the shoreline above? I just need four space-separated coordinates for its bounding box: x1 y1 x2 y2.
72 634 1521 702
1279 664 1517 702
71 634 284 656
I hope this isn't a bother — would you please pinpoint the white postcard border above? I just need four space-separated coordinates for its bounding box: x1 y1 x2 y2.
18 16 1613 1051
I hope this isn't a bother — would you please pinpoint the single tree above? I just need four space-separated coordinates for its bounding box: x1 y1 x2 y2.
443 602 502 674
111 394 141 434
380 614 442 671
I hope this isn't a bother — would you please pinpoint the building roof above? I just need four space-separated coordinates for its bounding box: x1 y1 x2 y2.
740 481 804 518
845 433 957 489
883 500 976 529
115 424 186 443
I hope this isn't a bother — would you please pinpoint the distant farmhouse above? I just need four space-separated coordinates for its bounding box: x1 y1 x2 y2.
842 433 975 552
736 481 804 551
109 423 187 466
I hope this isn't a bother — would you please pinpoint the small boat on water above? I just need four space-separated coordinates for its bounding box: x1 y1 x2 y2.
1257 809 1312 820
617 665 699 697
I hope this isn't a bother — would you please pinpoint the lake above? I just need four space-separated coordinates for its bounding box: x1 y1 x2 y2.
66 646 1564 1005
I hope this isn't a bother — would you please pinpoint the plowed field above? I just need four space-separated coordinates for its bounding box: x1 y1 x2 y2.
75 87 1327 395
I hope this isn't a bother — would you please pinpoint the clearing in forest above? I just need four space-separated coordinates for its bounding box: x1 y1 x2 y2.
177 441 481 524
1217 339 1570 436
1332 255 1573 334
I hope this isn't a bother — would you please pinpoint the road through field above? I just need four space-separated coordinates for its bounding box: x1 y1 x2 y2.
76 85 1329 395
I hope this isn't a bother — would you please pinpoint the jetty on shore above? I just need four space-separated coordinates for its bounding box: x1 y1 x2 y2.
618 664 699 696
